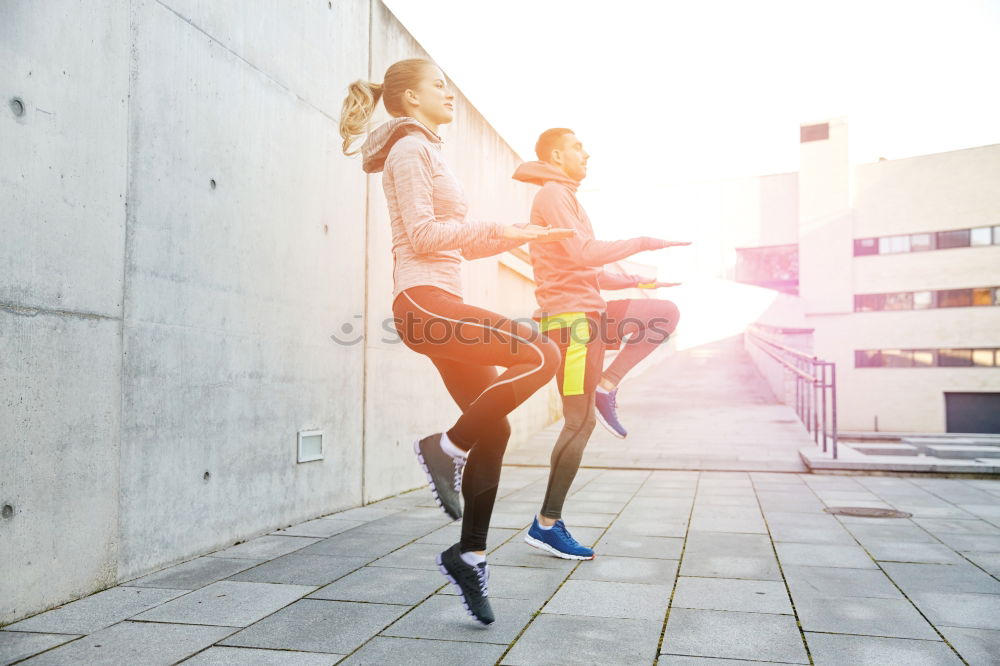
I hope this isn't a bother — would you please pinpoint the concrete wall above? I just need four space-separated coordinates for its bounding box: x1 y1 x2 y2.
1 0 554 624
1 0 131 627
798 118 854 315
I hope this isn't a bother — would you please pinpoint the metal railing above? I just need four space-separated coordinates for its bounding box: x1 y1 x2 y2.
746 324 839 459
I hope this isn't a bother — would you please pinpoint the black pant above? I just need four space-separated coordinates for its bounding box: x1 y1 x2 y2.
393 286 561 551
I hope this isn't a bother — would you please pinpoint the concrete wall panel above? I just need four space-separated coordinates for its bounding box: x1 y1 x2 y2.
156 0 369 119
0 312 121 624
0 0 129 316
117 0 365 579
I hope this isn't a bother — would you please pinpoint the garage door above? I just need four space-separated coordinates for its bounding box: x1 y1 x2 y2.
945 393 1000 434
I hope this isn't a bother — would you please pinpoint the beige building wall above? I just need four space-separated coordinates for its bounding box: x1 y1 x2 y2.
813 308 1000 432
798 118 854 315
802 134 1000 433
645 122 999 434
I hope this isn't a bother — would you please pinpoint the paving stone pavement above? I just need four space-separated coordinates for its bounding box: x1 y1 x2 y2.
505 336 813 472
4 467 1000 665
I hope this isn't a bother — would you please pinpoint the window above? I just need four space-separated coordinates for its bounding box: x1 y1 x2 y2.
971 227 993 246
801 123 829 142
939 349 973 367
973 288 993 306
857 347 1000 369
972 349 996 367
938 289 973 308
994 226 1000 245
910 233 934 251
856 350 883 367
855 294 886 311
913 291 934 309
854 238 878 256
891 235 911 253
879 235 911 254
936 229 971 249
855 287 998 312
884 292 914 310
883 349 913 367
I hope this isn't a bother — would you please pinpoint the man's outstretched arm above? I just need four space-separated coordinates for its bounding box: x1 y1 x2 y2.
535 186 687 266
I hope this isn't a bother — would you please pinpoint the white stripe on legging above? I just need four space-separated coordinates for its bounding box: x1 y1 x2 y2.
402 290 547 409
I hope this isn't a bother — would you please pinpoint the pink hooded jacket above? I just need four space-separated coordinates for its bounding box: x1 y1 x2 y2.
362 117 524 299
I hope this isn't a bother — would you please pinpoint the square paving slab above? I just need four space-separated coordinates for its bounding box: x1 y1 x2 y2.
226 553 369 586
210 535 320 560
134 581 315 627
543 579 672 620
501 614 663 665
14 621 235 666
794 596 939 639
439 565 568 602
381 595 537 645
219 599 407 654
570 555 679 585
672 577 792 614
595 533 684 559
340 636 505 666
127 557 262 589
782 565 903 600
661 608 808 663
0 632 81 665
804 631 963 665
4 586 189 635
308 566 443 605
180 646 342 665
937 625 1000 665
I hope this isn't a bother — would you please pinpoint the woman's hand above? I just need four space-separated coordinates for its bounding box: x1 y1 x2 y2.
651 239 692 249
502 224 576 242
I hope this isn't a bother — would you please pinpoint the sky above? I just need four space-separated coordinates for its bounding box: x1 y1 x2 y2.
382 0 1000 189
381 0 1000 283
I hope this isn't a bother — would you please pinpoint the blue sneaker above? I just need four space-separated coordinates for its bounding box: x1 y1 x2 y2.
595 388 627 438
524 517 595 560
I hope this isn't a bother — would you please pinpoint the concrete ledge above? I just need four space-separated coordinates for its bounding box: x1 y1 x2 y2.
799 446 1000 475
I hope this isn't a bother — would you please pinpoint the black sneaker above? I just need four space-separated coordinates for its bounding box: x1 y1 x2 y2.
437 543 494 625
414 434 463 520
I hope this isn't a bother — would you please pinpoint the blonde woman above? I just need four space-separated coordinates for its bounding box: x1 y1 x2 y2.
340 58 570 625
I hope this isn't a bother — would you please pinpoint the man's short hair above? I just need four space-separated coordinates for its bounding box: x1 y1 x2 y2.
535 128 575 162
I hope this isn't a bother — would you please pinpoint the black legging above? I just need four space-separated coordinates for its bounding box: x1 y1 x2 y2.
393 286 561 551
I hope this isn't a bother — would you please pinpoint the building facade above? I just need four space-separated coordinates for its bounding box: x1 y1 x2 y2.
739 121 1000 433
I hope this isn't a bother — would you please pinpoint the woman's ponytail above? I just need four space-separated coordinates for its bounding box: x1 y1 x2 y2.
340 80 383 156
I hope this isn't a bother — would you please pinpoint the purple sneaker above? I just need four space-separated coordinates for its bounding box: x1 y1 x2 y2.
595 388 627 438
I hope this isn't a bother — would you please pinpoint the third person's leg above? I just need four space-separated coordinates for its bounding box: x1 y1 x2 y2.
595 298 680 437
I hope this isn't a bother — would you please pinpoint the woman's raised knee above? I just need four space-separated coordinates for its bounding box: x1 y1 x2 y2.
537 337 562 379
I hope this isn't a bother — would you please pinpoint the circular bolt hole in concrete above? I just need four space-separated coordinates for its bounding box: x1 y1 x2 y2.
10 98 25 117
209 179 217 190
2 504 13 519
825 507 912 519
203 471 211 481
